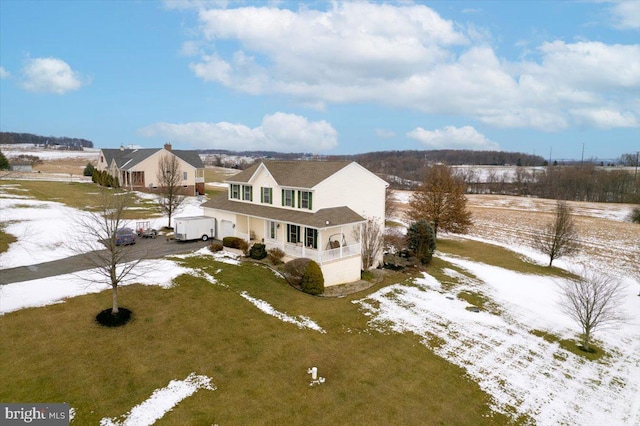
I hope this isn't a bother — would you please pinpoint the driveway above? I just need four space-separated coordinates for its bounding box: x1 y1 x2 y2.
0 237 213 285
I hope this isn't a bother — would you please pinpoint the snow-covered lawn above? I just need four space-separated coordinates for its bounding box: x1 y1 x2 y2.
356 257 640 425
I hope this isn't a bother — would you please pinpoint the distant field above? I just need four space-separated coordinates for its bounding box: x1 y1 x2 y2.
392 191 639 276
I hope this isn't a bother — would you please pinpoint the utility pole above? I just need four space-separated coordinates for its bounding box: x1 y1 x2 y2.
581 143 585 164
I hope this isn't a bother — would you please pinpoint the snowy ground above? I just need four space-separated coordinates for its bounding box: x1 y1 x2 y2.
2 173 639 424
356 257 640 425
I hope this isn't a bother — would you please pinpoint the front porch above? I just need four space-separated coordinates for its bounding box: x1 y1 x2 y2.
234 216 361 266
264 239 361 266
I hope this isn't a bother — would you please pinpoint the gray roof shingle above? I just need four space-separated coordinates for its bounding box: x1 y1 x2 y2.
202 195 365 228
228 160 352 188
101 148 203 170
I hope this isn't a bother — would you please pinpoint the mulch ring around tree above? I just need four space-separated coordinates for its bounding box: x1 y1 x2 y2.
95 308 132 327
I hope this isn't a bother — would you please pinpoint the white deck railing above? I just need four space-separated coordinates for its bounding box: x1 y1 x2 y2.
264 240 361 265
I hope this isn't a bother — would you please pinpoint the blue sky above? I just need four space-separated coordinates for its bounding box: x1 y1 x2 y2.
1 0 638 161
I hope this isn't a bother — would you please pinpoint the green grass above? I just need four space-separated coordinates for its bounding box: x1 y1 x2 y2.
437 238 576 279
0 257 511 425
1 180 161 218
530 330 607 361
0 226 17 253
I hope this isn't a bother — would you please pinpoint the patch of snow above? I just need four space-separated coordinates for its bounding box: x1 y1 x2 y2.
355 261 640 426
239 291 326 333
99 373 214 426
173 247 241 265
0 259 190 315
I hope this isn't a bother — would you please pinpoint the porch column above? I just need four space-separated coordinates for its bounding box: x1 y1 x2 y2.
340 225 344 258
247 216 250 242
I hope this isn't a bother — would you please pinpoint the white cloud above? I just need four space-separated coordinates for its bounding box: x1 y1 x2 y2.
181 2 640 131
21 57 86 94
407 125 499 150
0 66 10 79
375 128 395 139
137 112 338 152
609 0 640 30
570 108 638 128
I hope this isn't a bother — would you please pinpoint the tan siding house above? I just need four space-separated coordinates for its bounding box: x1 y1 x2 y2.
96 144 205 195
202 160 388 286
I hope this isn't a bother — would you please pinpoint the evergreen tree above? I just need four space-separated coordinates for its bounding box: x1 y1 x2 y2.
406 220 437 265
0 149 9 170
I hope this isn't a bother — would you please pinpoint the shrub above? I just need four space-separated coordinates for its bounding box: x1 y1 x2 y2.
249 243 267 260
267 248 286 265
222 236 244 249
301 260 324 295
83 163 95 177
239 240 250 256
630 207 640 224
208 242 223 253
0 150 9 170
406 220 437 265
283 258 311 287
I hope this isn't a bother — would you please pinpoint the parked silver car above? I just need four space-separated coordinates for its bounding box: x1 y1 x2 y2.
115 228 136 246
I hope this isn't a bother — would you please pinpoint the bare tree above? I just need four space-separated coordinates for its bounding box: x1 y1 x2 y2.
72 188 145 317
353 218 384 270
534 200 579 267
385 188 397 219
406 164 472 238
156 154 186 229
558 269 628 352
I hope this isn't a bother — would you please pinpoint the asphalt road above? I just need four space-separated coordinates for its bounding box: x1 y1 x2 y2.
0 237 213 285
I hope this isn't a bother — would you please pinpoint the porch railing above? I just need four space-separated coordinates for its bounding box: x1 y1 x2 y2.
264 240 361 265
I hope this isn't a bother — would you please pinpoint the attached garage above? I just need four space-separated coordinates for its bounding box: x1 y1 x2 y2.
219 220 235 239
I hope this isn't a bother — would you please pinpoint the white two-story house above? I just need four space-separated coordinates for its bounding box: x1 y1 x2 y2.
96 144 205 196
202 160 388 286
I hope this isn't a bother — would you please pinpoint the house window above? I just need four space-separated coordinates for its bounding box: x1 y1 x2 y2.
283 189 295 207
230 184 240 199
269 221 277 240
299 191 313 210
243 185 253 201
305 228 318 249
261 187 272 204
287 224 300 243
183 171 188 180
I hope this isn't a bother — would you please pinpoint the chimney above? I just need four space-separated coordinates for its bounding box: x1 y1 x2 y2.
120 144 125 151
164 143 172 151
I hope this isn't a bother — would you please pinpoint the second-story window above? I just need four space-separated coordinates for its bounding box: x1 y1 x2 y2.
299 191 312 210
243 185 253 201
283 189 295 207
183 171 188 180
230 184 240 199
261 187 272 204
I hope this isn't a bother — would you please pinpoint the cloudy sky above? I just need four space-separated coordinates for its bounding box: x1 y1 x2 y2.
1 0 638 160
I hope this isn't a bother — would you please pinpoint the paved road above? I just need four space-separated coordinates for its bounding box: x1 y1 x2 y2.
0 237 213 285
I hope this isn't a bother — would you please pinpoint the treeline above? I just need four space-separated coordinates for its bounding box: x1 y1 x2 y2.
459 164 639 203
325 150 545 188
0 132 93 149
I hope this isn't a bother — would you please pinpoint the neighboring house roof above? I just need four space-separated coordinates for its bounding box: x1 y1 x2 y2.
228 160 353 188
202 194 365 229
101 148 204 170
